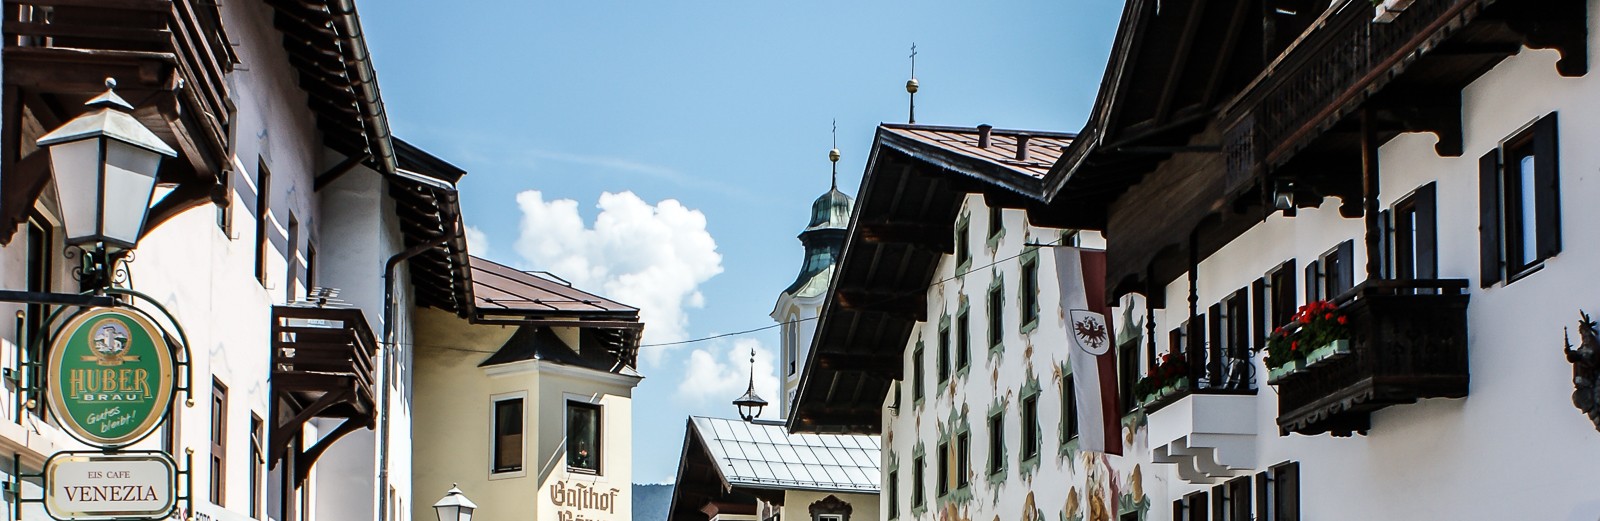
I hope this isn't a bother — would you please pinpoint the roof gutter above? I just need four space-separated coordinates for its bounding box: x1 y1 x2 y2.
328 0 397 175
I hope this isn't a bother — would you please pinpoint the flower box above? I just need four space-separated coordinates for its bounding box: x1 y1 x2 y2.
1304 339 1351 368
1267 359 1299 385
1373 0 1415 23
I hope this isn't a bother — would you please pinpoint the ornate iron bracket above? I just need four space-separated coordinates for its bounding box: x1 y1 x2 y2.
1563 311 1600 432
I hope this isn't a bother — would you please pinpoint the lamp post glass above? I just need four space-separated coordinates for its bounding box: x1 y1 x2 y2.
36 78 176 253
434 484 477 521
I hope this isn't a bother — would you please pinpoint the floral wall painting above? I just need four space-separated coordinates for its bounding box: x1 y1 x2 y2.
1117 464 1151 521
1021 491 1046 521
1084 455 1112 521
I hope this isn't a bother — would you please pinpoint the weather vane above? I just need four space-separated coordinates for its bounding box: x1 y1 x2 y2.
906 43 919 124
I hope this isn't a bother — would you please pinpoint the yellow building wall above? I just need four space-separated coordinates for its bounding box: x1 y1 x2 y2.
412 307 639 521
781 491 880 521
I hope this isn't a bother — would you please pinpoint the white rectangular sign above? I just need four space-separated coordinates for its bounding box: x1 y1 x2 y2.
46 452 176 520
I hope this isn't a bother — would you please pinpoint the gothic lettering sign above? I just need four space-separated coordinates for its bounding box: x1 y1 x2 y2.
47 307 175 448
44 452 177 520
549 480 621 521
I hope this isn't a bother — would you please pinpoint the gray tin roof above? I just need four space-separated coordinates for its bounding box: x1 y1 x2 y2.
690 416 880 493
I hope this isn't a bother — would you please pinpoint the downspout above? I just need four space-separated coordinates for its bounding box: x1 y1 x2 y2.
378 188 460 521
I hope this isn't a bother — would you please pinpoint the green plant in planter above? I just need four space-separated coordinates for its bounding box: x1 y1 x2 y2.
1266 300 1350 372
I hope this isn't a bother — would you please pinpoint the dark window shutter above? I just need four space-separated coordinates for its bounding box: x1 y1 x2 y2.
1379 209 1393 279
1255 473 1270 521
1533 112 1562 260
1304 261 1319 302
1208 304 1223 382
1479 149 1503 287
1336 240 1355 295
1251 278 1267 349
1416 183 1439 279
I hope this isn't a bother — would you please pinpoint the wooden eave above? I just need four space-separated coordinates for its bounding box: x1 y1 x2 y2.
667 420 763 521
265 0 396 174
788 126 1070 434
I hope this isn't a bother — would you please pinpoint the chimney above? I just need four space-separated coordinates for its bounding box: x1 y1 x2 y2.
1015 134 1031 161
977 124 993 148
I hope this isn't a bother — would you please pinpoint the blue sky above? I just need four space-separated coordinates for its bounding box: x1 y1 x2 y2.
360 0 1123 483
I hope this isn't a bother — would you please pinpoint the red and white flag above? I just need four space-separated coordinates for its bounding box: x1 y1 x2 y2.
1055 246 1122 455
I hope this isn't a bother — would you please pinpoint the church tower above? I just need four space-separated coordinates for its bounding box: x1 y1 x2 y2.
771 146 853 420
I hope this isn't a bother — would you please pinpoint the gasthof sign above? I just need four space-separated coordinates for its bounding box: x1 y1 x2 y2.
45 452 177 520
47 307 175 447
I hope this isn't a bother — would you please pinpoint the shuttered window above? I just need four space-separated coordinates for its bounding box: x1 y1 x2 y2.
1392 184 1439 283
1481 112 1561 286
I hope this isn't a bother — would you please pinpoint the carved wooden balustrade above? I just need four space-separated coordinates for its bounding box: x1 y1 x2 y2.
1273 279 1469 436
1222 0 1479 193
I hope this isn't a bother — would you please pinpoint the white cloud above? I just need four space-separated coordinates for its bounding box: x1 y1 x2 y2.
512 190 724 364
464 225 491 258
678 338 781 419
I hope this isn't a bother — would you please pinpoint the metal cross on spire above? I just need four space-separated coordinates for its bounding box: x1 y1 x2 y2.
829 119 840 190
906 43 920 124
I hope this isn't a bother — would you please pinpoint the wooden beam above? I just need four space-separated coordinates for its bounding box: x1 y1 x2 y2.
859 221 952 252
814 351 903 378
835 289 926 321
313 153 368 191
1154 0 1209 123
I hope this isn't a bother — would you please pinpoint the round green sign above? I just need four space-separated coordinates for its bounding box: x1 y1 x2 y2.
47 307 175 448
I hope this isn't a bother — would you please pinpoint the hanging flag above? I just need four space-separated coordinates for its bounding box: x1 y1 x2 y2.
1056 246 1122 455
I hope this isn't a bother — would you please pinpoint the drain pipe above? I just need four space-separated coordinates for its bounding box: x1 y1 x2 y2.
377 190 460 521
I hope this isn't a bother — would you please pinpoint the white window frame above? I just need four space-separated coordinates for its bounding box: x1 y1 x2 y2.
488 391 528 480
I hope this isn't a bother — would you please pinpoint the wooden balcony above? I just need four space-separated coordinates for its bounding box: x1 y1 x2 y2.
269 305 378 485
2 0 235 238
1220 0 1585 201
1274 279 1469 436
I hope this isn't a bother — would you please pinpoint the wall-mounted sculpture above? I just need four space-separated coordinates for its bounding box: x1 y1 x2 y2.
1563 311 1600 432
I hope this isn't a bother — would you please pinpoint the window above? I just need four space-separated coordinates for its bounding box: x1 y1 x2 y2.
987 411 1004 475
955 217 971 271
210 380 228 506
285 213 300 303
306 243 318 293
888 469 900 519
1180 491 1209 521
954 431 970 489
1253 462 1301 521
217 168 233 235
1061 374 1078 442
1020 253 1039 329
1118 336 1139 415
566 401 601 473
987 282 1004 349
1392 184 1438 282
938 322 951 383
1481 112 1560 286
1306 241 1354 302
936 440 950 496
250 415 263 519
1268 262 1297 332
913 343 925 402
24 214 52 366
988 206 1003 239
955 307 971 370
1020 394 1039 460
254 159 272 285
1213 477 1251 521
493 397 525 473
785 319 798 376
911 456 925 508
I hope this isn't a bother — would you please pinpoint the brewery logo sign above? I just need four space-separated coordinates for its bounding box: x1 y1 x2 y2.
47 307 175 448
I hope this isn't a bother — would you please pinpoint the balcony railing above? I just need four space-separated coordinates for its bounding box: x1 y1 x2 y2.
269 305 378 484
1142 339 1257 415
1273 279 1469 436
5 0 234 161
1221 0 1476 190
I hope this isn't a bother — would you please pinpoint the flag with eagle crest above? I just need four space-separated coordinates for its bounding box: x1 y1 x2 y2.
1055 246 1121 455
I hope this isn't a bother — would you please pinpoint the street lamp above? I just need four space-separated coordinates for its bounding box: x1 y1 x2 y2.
433 484 477 521
36 78 176 289
731 348 767 421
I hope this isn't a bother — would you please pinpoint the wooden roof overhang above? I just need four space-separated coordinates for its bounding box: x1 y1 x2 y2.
265 0 396 174
1039 0 1582 305
1 0 238 243
667 419 765 521
787 126 1071 435
388 141 472 317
